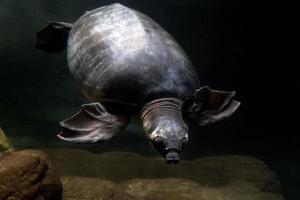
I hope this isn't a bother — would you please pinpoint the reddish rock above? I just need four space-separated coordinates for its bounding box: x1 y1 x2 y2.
0 150 62 200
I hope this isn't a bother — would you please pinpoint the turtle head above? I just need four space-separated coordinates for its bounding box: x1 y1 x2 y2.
141 98 188 164
147 116 188 164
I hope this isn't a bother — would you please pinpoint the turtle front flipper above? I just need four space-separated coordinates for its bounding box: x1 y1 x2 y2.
58 102 130 143
183 86 241 126
36 21 73 53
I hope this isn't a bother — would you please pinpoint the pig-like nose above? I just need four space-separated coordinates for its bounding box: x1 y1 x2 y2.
165 150 180 164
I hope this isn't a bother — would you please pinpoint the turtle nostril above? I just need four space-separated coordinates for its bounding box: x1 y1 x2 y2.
165 151 180 164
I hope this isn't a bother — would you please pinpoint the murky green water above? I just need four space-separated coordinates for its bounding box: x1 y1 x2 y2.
1 0 299 199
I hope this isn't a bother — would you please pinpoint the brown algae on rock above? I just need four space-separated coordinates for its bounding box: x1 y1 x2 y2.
0 150 63 200
0 127 14 153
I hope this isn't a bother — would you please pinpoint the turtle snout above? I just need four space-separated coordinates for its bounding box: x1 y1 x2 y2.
165 150 180 164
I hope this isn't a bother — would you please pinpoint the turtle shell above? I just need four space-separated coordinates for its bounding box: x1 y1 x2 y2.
67 3 200 106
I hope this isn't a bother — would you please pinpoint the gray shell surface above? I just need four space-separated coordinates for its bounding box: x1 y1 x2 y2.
68 3 200 106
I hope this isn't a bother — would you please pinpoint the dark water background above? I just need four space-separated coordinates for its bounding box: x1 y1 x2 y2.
0 0 299 199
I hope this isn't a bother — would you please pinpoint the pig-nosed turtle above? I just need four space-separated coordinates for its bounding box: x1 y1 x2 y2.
36 3 240 163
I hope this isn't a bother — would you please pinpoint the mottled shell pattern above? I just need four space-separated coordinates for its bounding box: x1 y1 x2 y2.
67 3 200 106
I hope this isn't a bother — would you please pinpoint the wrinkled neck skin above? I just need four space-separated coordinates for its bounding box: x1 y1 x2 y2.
140 98 189 163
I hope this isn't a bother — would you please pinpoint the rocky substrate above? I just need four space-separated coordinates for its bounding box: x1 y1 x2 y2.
0 150 62 200
42 148 285 200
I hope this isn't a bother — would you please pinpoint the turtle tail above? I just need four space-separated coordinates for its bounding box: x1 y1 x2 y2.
35 22 73 53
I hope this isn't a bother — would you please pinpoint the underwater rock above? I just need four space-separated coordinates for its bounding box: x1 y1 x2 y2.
43 148 285 200
61 176 115 200
0 150 62 200
0 128 14 154
61 176 285 200
113 178 284 200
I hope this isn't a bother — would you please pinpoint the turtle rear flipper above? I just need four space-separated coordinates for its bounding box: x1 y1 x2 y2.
58 103 130 143
36 21 73 53
183 86 240 126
